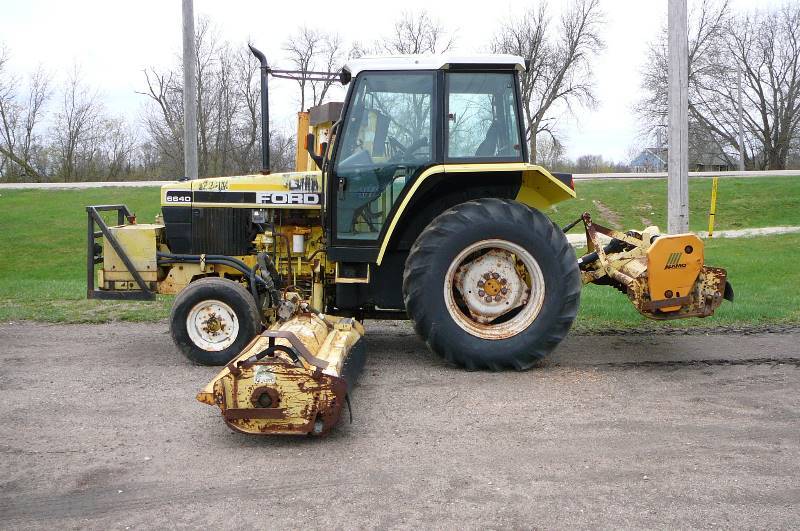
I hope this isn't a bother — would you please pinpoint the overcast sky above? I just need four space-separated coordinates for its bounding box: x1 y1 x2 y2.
0 0 775 162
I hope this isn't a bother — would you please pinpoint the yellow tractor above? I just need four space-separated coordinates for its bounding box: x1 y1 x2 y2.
86 49 732 436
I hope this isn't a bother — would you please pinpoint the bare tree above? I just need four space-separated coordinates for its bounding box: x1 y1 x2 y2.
51 67 103 181
383 10 455 55
0 47 49 181
140 68 184 176
99 117 137 180
491 0 605 163
639 1 800 170
140 20 296 178
350 10 456 59
283 27 344 111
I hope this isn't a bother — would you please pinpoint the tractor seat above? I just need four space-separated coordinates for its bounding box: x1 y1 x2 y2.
475 121 499 157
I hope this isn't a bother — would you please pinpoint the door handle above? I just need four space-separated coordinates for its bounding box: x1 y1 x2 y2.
337 176 347 199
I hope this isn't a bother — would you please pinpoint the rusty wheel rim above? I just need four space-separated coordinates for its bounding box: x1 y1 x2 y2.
186 299 240 351
444 239 545 340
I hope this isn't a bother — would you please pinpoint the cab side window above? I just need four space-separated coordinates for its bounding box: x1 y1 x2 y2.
446 72 523 161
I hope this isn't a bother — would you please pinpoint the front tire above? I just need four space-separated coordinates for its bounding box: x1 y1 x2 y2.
402 199 581 370
169 277 262 365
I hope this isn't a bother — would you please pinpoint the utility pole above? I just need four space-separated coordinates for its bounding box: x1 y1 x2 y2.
737 61 745 171
667 0 689 234
182 0 198 180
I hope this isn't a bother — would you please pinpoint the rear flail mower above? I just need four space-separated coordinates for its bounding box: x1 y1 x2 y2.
85 49 732 436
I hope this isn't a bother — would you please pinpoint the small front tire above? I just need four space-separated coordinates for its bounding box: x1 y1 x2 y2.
169 277 262 365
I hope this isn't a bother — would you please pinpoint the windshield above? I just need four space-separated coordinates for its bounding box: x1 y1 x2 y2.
336 72 434 170
333 72 435 240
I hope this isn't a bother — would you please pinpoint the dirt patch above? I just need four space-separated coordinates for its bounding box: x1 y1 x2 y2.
1 322 799 528
591 199 623 228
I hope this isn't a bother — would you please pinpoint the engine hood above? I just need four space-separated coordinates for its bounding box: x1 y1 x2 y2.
160 171 323 209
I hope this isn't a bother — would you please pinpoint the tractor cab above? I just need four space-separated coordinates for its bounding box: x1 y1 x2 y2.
321 55 529 262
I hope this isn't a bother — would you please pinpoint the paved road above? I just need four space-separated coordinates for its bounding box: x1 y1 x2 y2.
1 321 798 529
1 170 797 190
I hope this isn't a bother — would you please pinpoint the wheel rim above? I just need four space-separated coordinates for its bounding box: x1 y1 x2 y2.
186 299 240 351
443 239 546 340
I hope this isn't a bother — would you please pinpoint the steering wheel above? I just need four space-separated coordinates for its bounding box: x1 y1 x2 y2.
387 136 429 162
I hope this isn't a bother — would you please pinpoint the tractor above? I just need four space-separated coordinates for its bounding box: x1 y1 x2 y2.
86 49 732 435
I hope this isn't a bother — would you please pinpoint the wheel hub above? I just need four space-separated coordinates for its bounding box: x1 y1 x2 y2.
187 300 240 352
454 249 529 324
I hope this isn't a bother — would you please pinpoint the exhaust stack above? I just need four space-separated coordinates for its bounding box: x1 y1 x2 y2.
248 44 270 174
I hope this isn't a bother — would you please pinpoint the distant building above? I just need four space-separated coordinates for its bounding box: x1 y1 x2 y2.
690 151 737 172
631 148 667 172
630 147 739 172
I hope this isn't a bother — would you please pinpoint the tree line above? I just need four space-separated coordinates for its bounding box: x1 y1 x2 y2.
1 1 798 182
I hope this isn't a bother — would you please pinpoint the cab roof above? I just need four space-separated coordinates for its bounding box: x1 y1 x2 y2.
342 54 526 78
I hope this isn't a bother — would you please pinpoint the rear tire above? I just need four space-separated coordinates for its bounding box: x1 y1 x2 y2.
402 198 581 370
170 277 262 365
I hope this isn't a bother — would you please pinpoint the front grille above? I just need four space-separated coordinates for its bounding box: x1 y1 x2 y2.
191 207 252 256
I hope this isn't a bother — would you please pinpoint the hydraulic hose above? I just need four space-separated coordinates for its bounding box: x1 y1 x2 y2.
256 252 282 307
156 252 269 305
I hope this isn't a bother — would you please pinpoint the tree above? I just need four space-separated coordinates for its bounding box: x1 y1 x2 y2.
639 1 800 170
283 27 344 112
0 46 49 182
350 10 456 58
491 0 605 163
52 67 103 181
383 10 455 55
140 19 296 178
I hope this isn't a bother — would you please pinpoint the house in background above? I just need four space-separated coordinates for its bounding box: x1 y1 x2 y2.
630 147 739 172
689 150 738 172
631 148 667 172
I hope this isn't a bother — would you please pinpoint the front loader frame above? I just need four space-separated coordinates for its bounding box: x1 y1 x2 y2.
86 204 155 301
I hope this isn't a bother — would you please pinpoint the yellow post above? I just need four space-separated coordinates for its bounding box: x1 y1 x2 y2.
708 176 719 238
295 111 310 172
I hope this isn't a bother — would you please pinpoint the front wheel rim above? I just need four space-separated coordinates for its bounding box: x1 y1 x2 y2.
443 239 546 340
186 299 240 351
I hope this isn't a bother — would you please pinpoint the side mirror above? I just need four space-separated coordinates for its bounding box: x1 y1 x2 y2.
306 133 324 170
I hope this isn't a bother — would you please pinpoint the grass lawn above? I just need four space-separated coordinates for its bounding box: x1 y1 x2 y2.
0 187 172 323
0 177 798 328
548 175 800 232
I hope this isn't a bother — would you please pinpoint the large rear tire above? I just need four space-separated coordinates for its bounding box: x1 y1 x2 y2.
402 198 581 370
169 277 262 365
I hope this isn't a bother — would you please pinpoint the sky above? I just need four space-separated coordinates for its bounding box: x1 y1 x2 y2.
0 0 775 162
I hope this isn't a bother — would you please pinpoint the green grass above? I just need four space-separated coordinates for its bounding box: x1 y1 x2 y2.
0 187 172 323
547 175 800 232
0 178 798 327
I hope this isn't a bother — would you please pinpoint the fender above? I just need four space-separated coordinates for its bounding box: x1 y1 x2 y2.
375 163 576 265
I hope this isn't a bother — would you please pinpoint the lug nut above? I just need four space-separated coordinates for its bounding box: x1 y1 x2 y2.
501 287 508 295
482 273 491 280
477 280 485 288
492 272 500 279
494 295 502 302
484 296 492 303
478 290 485 297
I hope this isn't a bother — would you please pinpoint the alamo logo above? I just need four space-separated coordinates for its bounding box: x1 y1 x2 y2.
664 252 687 269
255 192 320 205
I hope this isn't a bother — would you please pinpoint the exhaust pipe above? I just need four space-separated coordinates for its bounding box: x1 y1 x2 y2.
248 44 270 174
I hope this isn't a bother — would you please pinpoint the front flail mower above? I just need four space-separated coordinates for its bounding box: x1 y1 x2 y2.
197 302 365 436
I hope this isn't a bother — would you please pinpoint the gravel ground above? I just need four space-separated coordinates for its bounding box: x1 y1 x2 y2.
0 321 798 529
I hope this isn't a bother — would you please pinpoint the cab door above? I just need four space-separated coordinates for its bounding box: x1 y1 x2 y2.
326 70 439 262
